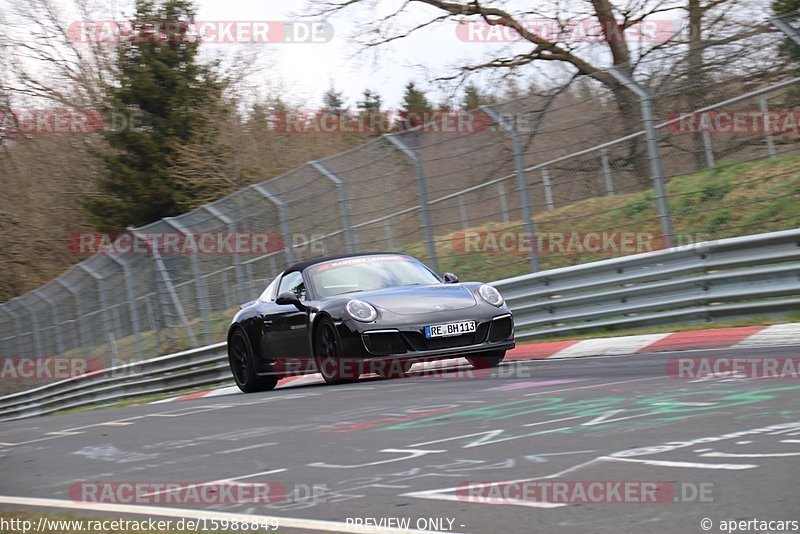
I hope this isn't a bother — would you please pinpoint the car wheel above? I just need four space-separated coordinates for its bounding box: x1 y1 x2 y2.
314 318 360 384
373 359 412 379
228 328 278 393
466 350 506 369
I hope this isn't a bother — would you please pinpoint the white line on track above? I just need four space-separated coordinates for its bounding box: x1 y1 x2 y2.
139 469 287 498
216 443 276 454
602 456 757 469
0 495 455 534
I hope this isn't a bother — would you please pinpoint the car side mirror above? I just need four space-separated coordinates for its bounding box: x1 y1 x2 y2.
276 292 307 311
442 272 459 283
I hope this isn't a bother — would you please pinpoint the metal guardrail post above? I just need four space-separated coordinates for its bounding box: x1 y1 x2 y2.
128 230 198 347
26 300 44 356
600 149 614 196
702 131 716 168
56 279 87 349
771 16 800 46
33 290 64 355
78 263 115 360
458 195 469 229
497 182 510 223
106 255 145 358
1 305 24 356
758 95 777 158
309 160 359 253
250 184 294 266
163 218 213 345
481 105 540 272
771 16 800 157
202 205 247 304
607 68 675 248
383 133 439 273
540 169 554 211
384 218 395 250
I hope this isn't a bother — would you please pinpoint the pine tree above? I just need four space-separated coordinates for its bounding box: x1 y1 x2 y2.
462 83 483 110
84 0 224 232
357 89 386 134
322 84 345 115
357 89 382 113
397 81 432 130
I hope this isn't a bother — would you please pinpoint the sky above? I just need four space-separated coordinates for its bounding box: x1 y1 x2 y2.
0 0 701 110
191 0 513 110
190 0 689 110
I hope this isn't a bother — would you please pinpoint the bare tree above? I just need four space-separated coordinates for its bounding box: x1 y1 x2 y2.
305 0 780 181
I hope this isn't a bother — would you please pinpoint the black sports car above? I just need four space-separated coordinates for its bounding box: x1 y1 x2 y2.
226 253 515 392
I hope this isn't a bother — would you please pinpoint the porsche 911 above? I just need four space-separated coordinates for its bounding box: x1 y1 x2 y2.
226 253 514 392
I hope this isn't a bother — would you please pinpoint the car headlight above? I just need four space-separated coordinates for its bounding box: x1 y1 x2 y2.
478 284 504 307
346 299 378 322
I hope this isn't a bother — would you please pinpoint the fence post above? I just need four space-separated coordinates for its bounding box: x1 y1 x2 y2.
309 160 358 253
600 149 615 196
771 16 800 157
163 218 213 345
497 182 510 223
540 168 554 211
107 255 145 358
56 279 87 349
771 16 800 45
1 305 24 356
202 204 247 304
383 133 439 272
128 229 197 347
702 131 716 168
481 105 540 272
607 68 675 248
384 218 395 250
251 184 294 266
758 95 777 158
78 263 114 361
33 290 64 356
458 195 469 229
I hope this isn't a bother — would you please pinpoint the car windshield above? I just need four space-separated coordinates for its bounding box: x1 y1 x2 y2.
307 255 440 298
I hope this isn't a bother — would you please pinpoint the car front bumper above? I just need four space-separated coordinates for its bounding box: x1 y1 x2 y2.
336 313 515 362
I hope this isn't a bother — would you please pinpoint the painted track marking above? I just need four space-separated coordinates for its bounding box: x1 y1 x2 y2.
0 495 457 534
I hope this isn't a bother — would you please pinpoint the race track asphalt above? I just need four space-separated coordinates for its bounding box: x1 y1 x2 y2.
1 344 799 533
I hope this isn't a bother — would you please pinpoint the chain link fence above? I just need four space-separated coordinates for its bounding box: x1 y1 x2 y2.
2 20 800 393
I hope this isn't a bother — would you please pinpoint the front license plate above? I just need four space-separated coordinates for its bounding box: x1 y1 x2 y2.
425 320 476 338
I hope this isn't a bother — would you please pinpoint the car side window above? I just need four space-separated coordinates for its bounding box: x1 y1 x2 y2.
258 275 281 302
278 271 307 301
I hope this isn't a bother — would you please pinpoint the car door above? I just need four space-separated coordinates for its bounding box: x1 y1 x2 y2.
267 271 313 368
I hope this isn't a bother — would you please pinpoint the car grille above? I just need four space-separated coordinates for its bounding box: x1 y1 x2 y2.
402 321 490 351
362 332 407 356
488 316 513 342
362 321 501 356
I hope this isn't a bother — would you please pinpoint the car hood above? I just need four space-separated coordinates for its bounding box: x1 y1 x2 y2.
348 284 478 315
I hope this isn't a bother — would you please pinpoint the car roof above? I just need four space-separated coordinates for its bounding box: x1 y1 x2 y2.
284 252 407 274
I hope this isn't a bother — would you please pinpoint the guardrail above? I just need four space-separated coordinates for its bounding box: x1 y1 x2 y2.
0 344 229 422
494 228 800 339
1 228 798 421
